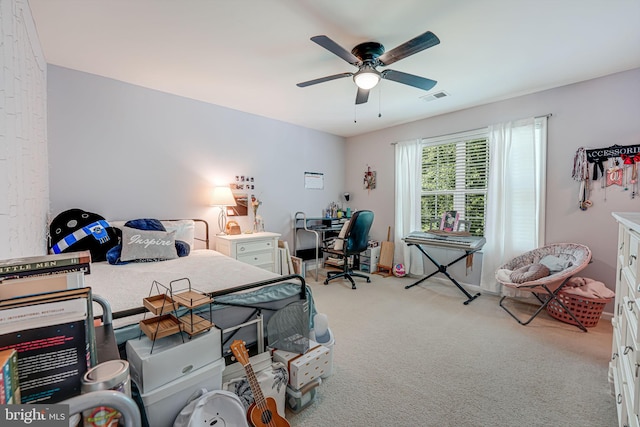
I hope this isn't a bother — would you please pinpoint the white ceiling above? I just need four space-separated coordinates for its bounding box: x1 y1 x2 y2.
28 0 640 138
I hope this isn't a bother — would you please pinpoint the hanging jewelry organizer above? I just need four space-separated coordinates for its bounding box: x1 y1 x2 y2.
573 143 640 210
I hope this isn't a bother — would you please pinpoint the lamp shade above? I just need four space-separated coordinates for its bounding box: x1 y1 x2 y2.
353 65 381 90
210 186 237 207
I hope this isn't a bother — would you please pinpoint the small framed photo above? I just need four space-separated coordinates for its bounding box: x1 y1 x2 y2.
440 211 459 232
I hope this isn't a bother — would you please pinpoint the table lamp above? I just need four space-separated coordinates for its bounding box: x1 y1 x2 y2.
211 186 237 234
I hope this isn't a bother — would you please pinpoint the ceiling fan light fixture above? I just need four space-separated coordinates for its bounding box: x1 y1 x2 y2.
353 66 380 90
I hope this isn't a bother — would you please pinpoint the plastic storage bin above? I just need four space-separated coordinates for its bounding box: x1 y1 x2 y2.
127 328 222 393
319 328 334 379
138 357 224 427
286 377 321 413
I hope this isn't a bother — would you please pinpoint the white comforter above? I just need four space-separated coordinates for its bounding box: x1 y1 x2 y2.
85 249 279 321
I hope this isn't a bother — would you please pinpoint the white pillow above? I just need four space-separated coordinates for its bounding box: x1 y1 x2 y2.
162 220 196 248
539 254 572 273
108 219 196 248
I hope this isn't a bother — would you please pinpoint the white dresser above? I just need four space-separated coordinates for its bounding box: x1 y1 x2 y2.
215 232 281 272
611 212 640 427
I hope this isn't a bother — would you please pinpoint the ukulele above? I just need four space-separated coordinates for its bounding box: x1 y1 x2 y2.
230 340 291 427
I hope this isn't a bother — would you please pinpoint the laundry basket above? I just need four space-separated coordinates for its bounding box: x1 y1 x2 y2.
545 291 610 328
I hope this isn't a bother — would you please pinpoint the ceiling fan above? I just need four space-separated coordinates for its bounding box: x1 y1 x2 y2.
297 31 440 105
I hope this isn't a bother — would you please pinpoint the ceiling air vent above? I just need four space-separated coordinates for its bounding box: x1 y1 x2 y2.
420 91 450 102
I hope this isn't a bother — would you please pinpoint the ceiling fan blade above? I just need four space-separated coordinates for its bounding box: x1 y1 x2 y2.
297 72 353 87
355 87 370 105
381 69 437 91
311 35 361 66
378 31 440 66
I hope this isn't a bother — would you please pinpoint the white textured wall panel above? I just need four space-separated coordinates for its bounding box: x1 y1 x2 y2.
0 0 48 258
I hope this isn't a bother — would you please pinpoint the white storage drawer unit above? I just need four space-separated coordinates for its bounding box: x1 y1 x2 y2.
216 232 281 272
360 246 381 273
611 212 640 427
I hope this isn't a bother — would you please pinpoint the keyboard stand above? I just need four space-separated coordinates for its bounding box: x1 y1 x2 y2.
404 242 482 305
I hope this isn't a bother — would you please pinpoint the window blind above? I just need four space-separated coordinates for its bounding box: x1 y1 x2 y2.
420 128 489 235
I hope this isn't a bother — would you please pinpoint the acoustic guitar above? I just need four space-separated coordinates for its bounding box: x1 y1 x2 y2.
230 340 291 427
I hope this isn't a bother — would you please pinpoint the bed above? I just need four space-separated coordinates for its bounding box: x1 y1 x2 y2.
82 219 313 355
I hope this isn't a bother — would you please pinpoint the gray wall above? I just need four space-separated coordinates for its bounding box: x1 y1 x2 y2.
345 68 640 298
45 61 640 304
47 65 346 246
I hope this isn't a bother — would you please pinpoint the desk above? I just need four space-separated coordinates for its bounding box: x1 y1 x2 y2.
403 231 486 305
293 212 347 280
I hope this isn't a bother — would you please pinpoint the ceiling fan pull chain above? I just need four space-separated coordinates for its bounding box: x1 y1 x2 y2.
378 86 382 118
354 105 357 123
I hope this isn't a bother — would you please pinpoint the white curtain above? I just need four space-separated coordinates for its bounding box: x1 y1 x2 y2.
480 117 548 293
394 139 424 275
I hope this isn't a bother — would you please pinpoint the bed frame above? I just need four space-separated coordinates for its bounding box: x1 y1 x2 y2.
100 218 311 356
112 273 309 355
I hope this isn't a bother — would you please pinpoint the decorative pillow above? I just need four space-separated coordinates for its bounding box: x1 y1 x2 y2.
120 227 178 262
539 255 572 273
509 263 550 284
106 218 191 265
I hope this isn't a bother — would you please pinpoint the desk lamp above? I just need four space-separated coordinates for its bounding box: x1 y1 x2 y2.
211 186 237 235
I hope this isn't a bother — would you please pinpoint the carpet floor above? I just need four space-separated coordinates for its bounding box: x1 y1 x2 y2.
285 269 617 427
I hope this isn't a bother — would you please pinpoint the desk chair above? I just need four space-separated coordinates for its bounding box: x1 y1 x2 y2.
322 210 374 289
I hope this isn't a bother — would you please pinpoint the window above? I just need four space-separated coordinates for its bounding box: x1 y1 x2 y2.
420 129 489 236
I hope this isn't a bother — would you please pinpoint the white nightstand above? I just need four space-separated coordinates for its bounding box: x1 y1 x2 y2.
215 232 281 272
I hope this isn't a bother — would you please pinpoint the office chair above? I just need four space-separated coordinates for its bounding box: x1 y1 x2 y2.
322 210 374 289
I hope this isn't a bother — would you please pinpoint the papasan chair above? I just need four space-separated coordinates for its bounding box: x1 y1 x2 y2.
495 243 592 332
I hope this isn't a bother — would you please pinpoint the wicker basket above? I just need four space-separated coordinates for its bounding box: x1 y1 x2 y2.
546 291 610 328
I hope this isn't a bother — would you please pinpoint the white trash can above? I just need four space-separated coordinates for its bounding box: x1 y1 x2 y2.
310 327 334 379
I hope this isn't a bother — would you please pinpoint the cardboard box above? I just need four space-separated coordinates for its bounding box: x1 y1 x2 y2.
139 358 224 427
273 340 331 390
126 326 221 393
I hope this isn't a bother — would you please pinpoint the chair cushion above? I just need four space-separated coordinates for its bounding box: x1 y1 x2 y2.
332 220 350 251
509 263 550 284
539 254 572 273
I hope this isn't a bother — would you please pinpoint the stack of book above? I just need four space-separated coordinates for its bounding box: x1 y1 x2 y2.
0 251 95 404
324 256 354 268
0 251 91 299
324 256 345 267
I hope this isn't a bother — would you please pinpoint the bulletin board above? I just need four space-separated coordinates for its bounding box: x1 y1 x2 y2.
304 172 324 190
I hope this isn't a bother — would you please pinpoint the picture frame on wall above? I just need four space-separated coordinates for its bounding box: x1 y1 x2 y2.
228 192 248 216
